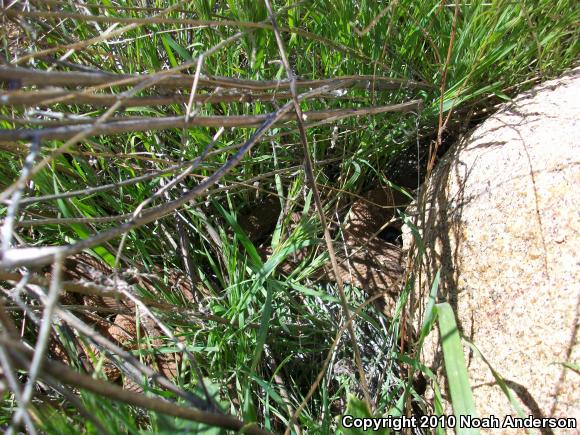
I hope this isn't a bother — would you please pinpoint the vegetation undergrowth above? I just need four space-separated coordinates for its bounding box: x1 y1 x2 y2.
0 0 577 433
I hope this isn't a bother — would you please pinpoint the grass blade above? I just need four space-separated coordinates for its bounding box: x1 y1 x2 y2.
436 302 479 435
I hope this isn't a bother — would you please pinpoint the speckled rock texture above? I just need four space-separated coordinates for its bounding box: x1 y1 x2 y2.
405 68 579 430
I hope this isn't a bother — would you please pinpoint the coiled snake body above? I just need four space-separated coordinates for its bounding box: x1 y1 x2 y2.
239 186 407 316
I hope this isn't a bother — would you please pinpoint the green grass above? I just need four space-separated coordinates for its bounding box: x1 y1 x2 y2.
0 0 578 433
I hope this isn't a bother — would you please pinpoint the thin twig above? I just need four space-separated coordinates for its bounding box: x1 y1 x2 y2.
428 1 460 173
0 347 38 435
286 294 383 434
0 29 248 203
0 134 40 253
0 275 264 331
0 302 36 433
22 282 213 409
0 100 422 142
7 2 187 64
0 65 430 91
8 147 345 209
264 0 372 412
0 338 273 435
0 89 302 107
0 81 353 270
3 5 405 71
118 288 220 411
112 125 223 268
10 252 63 431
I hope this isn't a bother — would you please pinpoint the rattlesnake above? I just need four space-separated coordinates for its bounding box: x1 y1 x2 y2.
239 185 410 404
51 254 195 391
239 185 408 316
46 186 407 391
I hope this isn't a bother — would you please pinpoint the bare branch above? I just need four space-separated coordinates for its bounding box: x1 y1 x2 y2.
0 338 273 435
2 5 411 71
0 66 430 92
0 100 421 142
0 30 247 203
0 89 297 107
0 81 355 270
6 2 187 64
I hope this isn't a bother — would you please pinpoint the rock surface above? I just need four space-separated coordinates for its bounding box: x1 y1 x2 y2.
405 68 579 430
